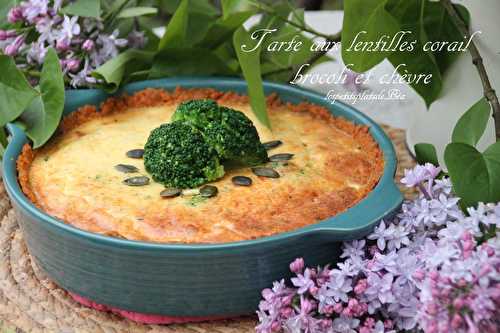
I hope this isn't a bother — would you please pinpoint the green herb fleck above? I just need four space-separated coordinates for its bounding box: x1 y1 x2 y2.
186 195 208 207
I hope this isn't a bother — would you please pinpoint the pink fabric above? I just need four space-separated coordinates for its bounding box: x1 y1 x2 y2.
69 293 228 325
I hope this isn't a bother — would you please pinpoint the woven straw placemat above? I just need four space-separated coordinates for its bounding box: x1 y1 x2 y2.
0 126 415 333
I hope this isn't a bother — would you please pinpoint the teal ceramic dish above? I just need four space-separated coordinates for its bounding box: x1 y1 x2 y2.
1 77 402 317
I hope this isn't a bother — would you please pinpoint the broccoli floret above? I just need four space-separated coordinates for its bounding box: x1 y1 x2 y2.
172 100 268 166
171 99 220 127
204 107 268 166
143 122 224 189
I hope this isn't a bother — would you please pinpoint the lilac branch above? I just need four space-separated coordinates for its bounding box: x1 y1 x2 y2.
441 0 500 141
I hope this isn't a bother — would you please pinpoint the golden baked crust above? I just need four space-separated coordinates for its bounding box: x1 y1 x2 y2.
17 87 384 243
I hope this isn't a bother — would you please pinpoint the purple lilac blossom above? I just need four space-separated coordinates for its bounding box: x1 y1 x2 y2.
21 0 49 23
4 35 25 56
342 70 364 93
2 0 142 88
7 6 24 23
256 163 499 333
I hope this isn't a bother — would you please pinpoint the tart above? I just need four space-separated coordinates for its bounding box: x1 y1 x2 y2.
17 88 384 243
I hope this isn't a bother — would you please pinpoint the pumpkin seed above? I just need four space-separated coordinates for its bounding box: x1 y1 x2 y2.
200 185 218 198
123 176 150 186
160 188 181 198
232 176 252 186
126 149 144 159
269 153 294 162
263 140 282 150
252 167 280 178
114 164 139 173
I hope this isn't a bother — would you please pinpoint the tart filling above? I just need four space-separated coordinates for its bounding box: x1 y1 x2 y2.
17 88 384 243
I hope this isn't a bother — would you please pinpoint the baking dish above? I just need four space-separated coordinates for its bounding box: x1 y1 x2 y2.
1 77 402 316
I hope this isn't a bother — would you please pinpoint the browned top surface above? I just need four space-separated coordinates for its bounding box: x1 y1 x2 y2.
17 88 384 243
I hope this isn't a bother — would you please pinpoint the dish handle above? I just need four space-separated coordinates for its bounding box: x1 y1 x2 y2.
310 180 403 241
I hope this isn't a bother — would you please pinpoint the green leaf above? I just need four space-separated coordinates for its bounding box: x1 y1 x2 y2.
452 98 491 146
158 0 189 50
212 41 240 72
262 21 315 73
0 126 7 158
221 0 254 19
93 50 154 92
117 6 157 18
415 143 439 166
62 0 101 18
341 0 400 72
0 126 6 146
186 12 217 46
103 0 127 15
149 48 235 78
385 0 442 107
422 3 470 74
199 10 255 49
445 142 500 209
250 2 292 34
0 0 16 28
0 55 38 126
384 0 471 107
21 48 65 148
233 26 271 129
160 0 219 17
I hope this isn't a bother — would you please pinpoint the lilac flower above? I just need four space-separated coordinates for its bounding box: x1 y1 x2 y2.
291 268 315 295
35 16 57 44
7 6 24 23
256 310 277 333
56 38 70 51
429 193 462 225
393 249 420 284
401 163 440 189
21 0 49 23
69 58 96 87
412 196 459 229
470 286 496 321
325 270 352 303
331 316 359 333
371 320 388 333
27 40 47 64
336 260 359 277
400 164 429 187
257 164 499 333
340 240 365 259
365 273 395 307
90 29 127 66
1 1 147 89
369 222 410 252
283 296 319 333
438 219 481 241
342 70 364 93
387 225 410 251
420 238 459 268
467 202 500 228
52 0 63 12
0 29 17 41
82 39 95 52
4 35 25 56
370 251 399 274
433 177 452 195
55 15 80 48
62 58 80 73
367 220 390 250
